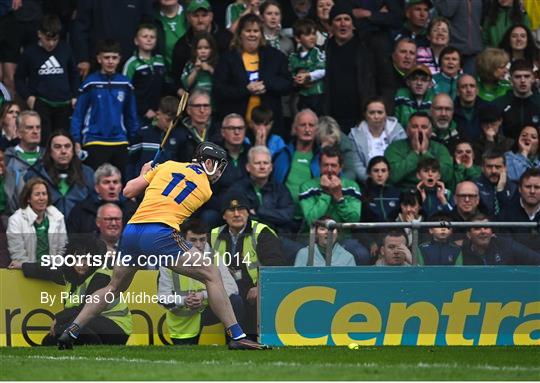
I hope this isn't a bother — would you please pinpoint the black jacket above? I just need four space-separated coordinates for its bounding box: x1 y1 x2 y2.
71 0 154 64
66 194 138 234
474 173 518 217
461 236 540 265
494 90 540 139
324 33 394 130
213 45 293 135
234 177 295 233
497 196 540 252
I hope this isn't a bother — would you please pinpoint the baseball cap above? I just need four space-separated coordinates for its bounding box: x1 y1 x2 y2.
405 64 432 79
221 192 251 214
186 0 212 13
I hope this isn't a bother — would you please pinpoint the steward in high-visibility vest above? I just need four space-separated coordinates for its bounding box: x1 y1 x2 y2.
30 236 133 346
157 220 240 345
63 268 132 338
210 192 285 336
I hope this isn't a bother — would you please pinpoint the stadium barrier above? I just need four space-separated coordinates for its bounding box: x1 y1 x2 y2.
308 220 539 265
259 266 540 346
0 270 225 347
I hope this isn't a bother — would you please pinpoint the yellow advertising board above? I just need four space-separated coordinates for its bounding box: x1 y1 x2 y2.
0 269 224 347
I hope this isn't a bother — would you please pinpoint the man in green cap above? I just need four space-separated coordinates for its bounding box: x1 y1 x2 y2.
171 0 232 94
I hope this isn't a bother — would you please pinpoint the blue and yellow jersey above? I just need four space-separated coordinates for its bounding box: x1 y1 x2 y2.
129 161 212 229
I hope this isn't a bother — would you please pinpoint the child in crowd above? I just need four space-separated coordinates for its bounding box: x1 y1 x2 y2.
226 0 261 33
15 14 78 145
127 95 179 179
394 64 434 128
71 39 139 174
248 106 285 156
181 32 217 94
433 46 462 99
418 212 462 265
289 18 325 115
123 23 166 124
416 157 453 217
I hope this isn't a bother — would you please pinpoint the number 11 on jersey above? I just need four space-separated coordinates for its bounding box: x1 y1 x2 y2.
162 173 197 204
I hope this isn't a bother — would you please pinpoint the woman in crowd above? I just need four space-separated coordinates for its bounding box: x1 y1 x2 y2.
313 0 333 47
450 140 482 191
360 156 401 223
6 177 66 267
483 0 531 48
260 0 294 56
349 97 406 183
213 14 292 137
475 47 512 102
24 131 94 217
505 125 540 182
316 115 356 180
499 24 539 84
0 101 20 150
416 17 451 75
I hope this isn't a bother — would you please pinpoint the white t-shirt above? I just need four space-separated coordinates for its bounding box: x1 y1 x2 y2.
367 130 388 160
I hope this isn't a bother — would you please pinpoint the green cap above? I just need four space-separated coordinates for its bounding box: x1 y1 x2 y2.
186 0 212 13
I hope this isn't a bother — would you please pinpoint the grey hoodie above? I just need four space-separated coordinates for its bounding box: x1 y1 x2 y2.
348 116 406 182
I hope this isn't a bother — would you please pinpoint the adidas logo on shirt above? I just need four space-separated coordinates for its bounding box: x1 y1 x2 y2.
38 56 64 75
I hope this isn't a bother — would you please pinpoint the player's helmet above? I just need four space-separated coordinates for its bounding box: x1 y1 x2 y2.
192 142 228 181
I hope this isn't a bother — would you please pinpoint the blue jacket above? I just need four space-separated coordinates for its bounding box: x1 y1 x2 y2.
360 182 401 222
475 173 518 217
462 236 540 265
25 164 95 217
272 141 320 184
504 151 540 182
421 187 453 219
70 71 139 146
418 239 462 265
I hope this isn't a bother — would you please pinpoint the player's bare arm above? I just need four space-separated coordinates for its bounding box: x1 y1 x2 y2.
123 161 152 198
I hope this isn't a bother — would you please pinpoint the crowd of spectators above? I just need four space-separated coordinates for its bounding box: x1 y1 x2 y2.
1 0 539 268
1 0 540 345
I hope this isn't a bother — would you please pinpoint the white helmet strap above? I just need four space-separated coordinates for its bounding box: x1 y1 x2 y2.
201 160 218 176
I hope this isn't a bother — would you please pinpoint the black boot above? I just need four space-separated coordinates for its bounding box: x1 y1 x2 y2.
228 338 271 350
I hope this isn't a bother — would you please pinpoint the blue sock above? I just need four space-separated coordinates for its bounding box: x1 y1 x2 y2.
66 323 81 339
226 323 246 340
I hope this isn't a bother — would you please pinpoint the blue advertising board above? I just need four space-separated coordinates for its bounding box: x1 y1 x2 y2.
259 267 540 346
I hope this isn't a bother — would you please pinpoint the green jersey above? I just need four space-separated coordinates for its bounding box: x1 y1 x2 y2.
226 3 247 30
289 47 325 96
157 7 187 76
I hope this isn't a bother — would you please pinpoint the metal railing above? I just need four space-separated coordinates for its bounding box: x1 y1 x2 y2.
308 220 540 266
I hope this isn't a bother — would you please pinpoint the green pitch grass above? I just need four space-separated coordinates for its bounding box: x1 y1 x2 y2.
1 346 539 380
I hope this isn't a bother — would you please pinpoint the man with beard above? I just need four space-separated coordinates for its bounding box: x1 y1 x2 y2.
430 93 460 153
474 149 517 217
462 213 540 265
